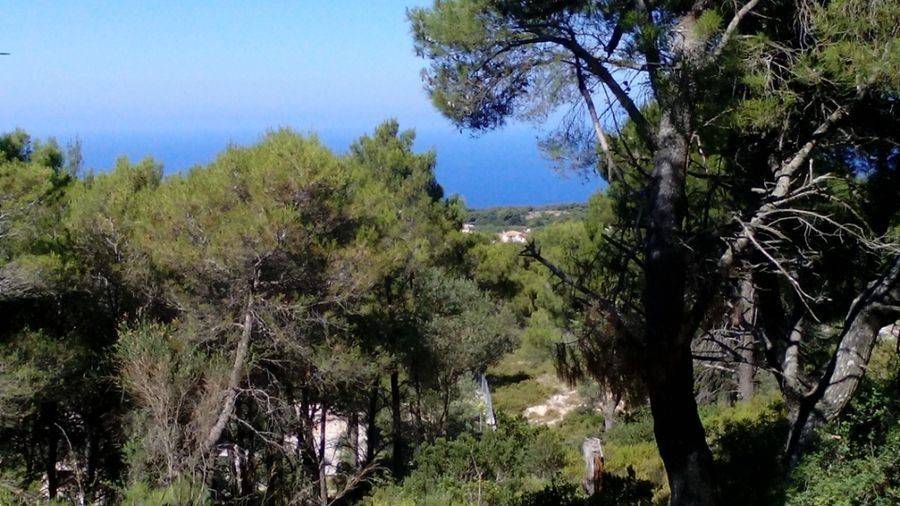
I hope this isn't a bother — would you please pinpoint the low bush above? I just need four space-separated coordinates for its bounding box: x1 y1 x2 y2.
366 416 566 505
120 478 209 505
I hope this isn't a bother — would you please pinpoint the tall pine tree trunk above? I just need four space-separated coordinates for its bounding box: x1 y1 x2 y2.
390 370 404 479
737 343 756 402
364 380 379 465
600 388 619 432
44 407 58 500
318 402 328 506
734 276 757 401
84 411 99 494
643 111 716 505
346 410 359 468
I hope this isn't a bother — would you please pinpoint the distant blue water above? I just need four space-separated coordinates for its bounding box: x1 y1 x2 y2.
73 127 603 208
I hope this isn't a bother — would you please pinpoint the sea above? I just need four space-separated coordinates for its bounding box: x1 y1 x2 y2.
73 128 603 209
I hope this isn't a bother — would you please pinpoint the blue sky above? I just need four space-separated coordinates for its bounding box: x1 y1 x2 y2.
0 1 601 207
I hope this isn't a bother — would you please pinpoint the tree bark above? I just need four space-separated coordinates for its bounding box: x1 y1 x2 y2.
581 437 605 495
44 408 58 500
646 353 716 505
737 343 755 402
643 108 717 505
346 410 359 468
600 388 619 432
574 58 617 181
364 380 379 465
780 316 806 406
297 389 319 480
318 402 328 506
390 370 404 479
85 414 100 495
413 373 424 439
786 255 900 461
200 299 254 461
733 277 757 401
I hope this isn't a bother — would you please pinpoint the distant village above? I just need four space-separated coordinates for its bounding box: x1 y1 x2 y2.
461 203 588 244
461 222 530 243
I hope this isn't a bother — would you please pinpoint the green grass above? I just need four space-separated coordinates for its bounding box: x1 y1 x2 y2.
488 347 560 415
493 377 554 415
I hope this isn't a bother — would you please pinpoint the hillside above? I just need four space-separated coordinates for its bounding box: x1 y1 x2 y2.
465 202 588 233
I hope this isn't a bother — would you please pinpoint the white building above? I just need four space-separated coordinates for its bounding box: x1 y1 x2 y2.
498 229 528 244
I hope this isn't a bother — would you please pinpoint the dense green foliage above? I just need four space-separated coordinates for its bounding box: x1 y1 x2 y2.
367 414 655 506
1 121 897 504
410 0 899 504
0 123 519 503
2 1 899 504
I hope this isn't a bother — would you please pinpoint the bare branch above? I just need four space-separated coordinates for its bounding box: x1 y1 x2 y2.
600 231 644 269
718 99 853 276
712 0 763 58
200 296 255 459
521 241 599 300
739 220 819 318
520 241 635 341
574 58 618 180
528 31 656 151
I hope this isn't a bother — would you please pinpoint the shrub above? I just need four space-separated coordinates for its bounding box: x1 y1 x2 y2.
707 396 789 505
366 416 566 505
514 475 654 506
119 478 209 505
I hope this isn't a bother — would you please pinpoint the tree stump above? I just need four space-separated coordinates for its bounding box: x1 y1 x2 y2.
581 437 605 495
